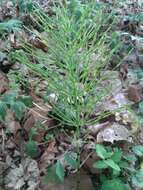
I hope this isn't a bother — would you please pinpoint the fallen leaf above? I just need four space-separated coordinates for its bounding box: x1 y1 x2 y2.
39 140 58 173
97 123 132 143
22 111 35 133
127 84 142 103
87 121 110 135
0 71 9 94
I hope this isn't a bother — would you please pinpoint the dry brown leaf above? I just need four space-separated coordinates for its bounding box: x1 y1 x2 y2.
23 111 35 133
28 36 48 52
39 140 58 173
127 84 142 103
0 71 9 94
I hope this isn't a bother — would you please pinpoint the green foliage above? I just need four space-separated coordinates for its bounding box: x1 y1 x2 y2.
46 151 78 182
0 91 32 121
94 144 143 190
132 145 143 157
0 52 6 62
11 101 26 120
25 128 39 158
56 160 65 182
101 179 126 190
0 19 22 33
0 101 7 121
44 133 54 142
139 101 143 112
8 70 30 93
25 140 38 158
18 95 33 107
46 165 61 183
15 0 120 128
64 152 78 169
95 144 113 159
94 144 123 173
104 159 121 171
132 170 143 188
3 0 34 13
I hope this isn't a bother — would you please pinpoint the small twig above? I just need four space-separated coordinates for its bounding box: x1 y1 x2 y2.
33 102 51 111
29 108 49 120
1 129 6 152
72 151 93 173
79 151 93 168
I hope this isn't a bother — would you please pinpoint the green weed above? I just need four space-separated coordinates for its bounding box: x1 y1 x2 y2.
15 0 120 128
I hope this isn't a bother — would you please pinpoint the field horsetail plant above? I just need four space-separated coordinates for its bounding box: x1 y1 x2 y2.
14 0 125 182
15 0 121 129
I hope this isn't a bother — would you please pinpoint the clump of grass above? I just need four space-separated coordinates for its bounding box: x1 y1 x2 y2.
15 0 120 128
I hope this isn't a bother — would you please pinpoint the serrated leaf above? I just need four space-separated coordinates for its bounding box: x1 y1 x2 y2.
132 145 143 157
93 160 108 169
112 169 120 177
101 179 126 190
56 161 65 182
124 154 137 163
46 165 61 183
29 128 37 140
132 170 143 188
18 96 33 107
104 159 120 171
0 101 7 121
95 144 113 159
11 101 26 120
2 91 17 105
27 2 33 12
119 161 129 169
64 152 78 169
25 140 38 158
111 149 122 163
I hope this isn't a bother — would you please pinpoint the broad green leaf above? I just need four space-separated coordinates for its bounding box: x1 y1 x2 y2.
124 184 132 190
132 145 143 157
29 128 37 140
25 140 38 158
132 170 143 188
119 161 129 169
101 179 126 190
93 160 108 169
18 96 33 107
27 2 33 12
64 152 78 169
124 154 137 163
112 169 120 177
111 148 122 163
0 101 7 121
56 161 65 182
2 91 17 105
46 165 61 183
11 101 26 120
104 159 120 171
95 144 113 159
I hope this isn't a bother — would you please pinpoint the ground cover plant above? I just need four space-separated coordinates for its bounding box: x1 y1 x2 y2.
15 0 123 178
16 1 121 127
